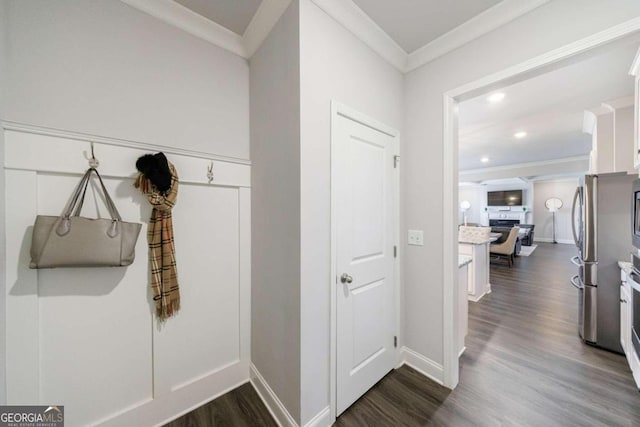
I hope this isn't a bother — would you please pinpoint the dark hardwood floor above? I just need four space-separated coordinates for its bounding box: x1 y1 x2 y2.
164 382 277 427
167 243 640 426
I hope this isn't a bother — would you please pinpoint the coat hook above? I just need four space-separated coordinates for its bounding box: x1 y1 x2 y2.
88 142 100 168
207 162 214 184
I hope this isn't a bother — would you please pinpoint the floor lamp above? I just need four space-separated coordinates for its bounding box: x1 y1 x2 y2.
460 200 471 226
545 197 563 244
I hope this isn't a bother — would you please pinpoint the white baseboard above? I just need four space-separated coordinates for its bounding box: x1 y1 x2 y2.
534 237 573 244
250 363 298 427
303 406 331 427
98 361 249 427
398 347 444 385
468 288 489 303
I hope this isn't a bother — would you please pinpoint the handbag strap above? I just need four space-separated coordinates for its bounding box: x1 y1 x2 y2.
63 168 122 221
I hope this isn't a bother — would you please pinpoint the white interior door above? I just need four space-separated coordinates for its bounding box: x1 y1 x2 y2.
334 107 398 416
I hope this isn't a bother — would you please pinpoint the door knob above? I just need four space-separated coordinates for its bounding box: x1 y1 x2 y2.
340 273 353 284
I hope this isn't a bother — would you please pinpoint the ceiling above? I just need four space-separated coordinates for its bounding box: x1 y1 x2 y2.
175 0 263 35
135 0 545 71
458 36 640 171
172 0 508 48
351 0 501 53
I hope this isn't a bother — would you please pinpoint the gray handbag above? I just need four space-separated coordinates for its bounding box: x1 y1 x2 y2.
29 168 142 269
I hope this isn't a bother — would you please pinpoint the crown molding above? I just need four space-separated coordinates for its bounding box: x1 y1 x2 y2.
630 42 640 76
602 95 635 110
120 0 245 56
460 155 589 176
244 0 293 57
309 0 407 71
120 0 292 59
406 0 551 72
120 0 549 71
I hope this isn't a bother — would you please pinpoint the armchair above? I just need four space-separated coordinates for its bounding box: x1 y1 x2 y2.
490 227 520 267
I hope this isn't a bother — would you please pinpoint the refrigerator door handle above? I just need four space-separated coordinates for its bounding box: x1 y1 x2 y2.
570 275 583 290
570 256 581 266
571 186 580 248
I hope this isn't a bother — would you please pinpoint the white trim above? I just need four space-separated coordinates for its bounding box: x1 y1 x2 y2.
583 111 597 135
120 0 547 72
2 129 250 189
145 377 249 427
442 17 640 394
630 42 640 76
449 17 640 100
602 95 635 110
332 102 400 138
250 364 297 427
243 0 293 57
398 347 444 385
467 289 491 303
1 120 251 166
406 0 550 72
303 407 331 427
329 102 338 424
120 0 245 56
119 0 292 60
442 95 458 389
528 176 580 184
329 101 400 422
309 0 407 72
459 155 590 176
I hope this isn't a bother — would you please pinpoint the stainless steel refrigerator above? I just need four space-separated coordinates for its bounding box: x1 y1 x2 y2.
570 172 635 354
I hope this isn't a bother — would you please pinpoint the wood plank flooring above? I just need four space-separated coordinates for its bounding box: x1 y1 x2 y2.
166 243 640 426
164 382 277 427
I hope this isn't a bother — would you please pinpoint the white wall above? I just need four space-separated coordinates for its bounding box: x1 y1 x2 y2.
533 178 579 243
3 1 252 425
403 0 640 367
249 1 301 423
458 186 485 225
615 106 635 173
299 0 404 423
4 0 249 160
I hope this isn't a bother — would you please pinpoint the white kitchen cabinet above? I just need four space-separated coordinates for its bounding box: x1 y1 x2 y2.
619 266 640 389
621 283 630 355
459 241 491 301
458 259 471 357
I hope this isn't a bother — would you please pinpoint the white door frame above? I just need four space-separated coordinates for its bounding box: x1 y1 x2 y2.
442 18 640 388
330 101 400 422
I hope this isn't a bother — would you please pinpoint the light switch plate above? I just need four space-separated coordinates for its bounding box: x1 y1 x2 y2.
408 229 424 246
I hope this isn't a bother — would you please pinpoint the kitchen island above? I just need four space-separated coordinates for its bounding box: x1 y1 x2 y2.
458 255 472 356
459 236 496 302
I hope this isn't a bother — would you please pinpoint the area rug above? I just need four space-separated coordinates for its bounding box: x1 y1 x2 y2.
519 245 538 256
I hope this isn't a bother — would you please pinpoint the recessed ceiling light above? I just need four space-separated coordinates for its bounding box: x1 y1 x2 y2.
514 131 527 139
487 93 505 103
481 157 489 163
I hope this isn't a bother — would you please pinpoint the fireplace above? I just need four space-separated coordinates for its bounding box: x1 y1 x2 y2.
489 219 520 227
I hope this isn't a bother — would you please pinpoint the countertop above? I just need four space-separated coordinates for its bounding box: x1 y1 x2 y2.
619 261 633 274
459 255 472 268
459 237 498 245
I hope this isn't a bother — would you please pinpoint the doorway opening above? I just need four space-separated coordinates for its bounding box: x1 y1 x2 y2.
443 24 640 388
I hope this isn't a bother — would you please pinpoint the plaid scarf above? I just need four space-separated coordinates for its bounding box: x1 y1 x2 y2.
134 162 180 320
